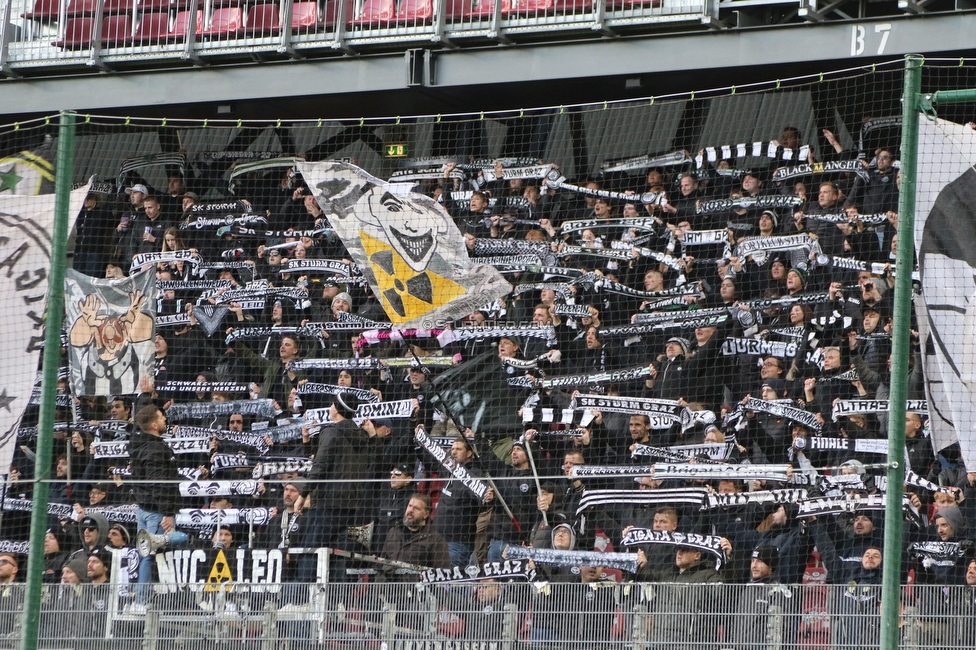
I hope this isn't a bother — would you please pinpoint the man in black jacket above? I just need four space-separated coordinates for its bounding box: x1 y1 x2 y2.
297 391 390 582
379 493 450 582
130 405 188 587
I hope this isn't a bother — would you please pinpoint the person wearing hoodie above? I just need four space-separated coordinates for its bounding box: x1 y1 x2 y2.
913 505 973 647
67 513 110 562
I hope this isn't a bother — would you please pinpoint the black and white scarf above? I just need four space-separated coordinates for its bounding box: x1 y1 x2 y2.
252 458 313 479
721 338 798 358
735 234 818 259
817 368 859 383
297 383 378 402
420 559 536 584
605 280 703 302
415 427 490 502
210 453 253 473
471 239 555 265
282 259 360 275
600 150 692 173
451 325 555 342
180 214 265 230
157 280 234 291
601 313 729 336
634 442 737 462
471 255 545 268
557 245 633 261
303 399 416 424
910 542 964 567
651 463 793 482
0 540 30 554
172 425 271 453
287 358 385 371
131 250 203 269
771 160 868 183
633 306 727 324
166 399 279 421
214 286 308 305
178 480 260 497
703 489 809 509
574 488 709 513
155 313 192 328
728 397 821 432
804 213 889 226
831 399 927 422
739 291 830 311
537 365 651 390
620 528 726 569
91 436 210 459
521 407 579 425
561 218 661 234
504 546 639 574
175 507 272 529
157 381 251 393
573 395 682 421
696 195 804 215
695 141 811 168
118 152 186 187
388 166 467 182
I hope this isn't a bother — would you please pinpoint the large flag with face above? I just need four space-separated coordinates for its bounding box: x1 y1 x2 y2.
914 117 976 470
0 184 89 477
298 161 513 328
64 268 157 397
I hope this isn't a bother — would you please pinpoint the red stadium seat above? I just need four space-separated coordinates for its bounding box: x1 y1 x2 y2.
290 1 318 29
170 8 203 38
245 3 280 33
101 13 133 43
200 6 243 36
348 0 395 26
21 0 61 21
52 16 95 47
463 0 510 19
321 0 354 27
516 0 587 13
102 0 134 13
64 0 99 16
133 10 171 43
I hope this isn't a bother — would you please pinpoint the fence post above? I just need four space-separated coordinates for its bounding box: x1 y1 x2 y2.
18 110 74 650
880 52 922 650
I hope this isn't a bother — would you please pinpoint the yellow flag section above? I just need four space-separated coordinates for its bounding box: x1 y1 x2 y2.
153 548 284 594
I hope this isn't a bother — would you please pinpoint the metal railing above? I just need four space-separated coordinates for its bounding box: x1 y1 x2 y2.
0 0 710 72
1 580 975 648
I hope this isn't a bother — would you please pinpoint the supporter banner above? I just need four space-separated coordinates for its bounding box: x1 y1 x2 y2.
420 559 535 584
721 338 798 358
166 399 279 421
620 529 726 569
914 117 976 468
703 489 809 509
470 255 544 268
480 164 554 182
282 259 359 275
0 540 30 554
186 200 252 214
64 268 156 397
504 546 639 574
561 218 660 234
117 152 186 187
157 381 250 393
636 442 737 462
301 161 513 328
569 465 653 477
735 234 818 260
696 195 804 215
153 548 284 594
172 425 271 454
831 399 928 422
252 458 312 478
544 171 667 207
178 480 260 497
175 507 272 529
553 304 593 318
651 463 793 482
157 280 234 291
574 488 709 513
415 427 490 502
512 282 574 299
229 156 303 182
804 212 889 226
193 305 230 337
763 326 807 340
130 250 203 270
600 150 692 173
305 399 415 425
0 185 88 474
297 383 378 402
771 160 868 182
535 428 586 438
387 166 467 182
431 350 525 437
539 365 652 390
739 397 822 432
27 392 72 407
678 229 731 246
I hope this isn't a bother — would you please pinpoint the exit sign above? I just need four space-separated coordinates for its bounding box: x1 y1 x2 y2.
385 144 409 158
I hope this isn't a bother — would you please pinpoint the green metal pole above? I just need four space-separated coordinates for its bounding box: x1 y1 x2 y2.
19 111 75 650
931 88 976 105
880 54 922 650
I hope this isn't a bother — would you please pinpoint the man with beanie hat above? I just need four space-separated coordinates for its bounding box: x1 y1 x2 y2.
297 390 391 583
61 557 89 584
785 267 807 296
727 544 797 648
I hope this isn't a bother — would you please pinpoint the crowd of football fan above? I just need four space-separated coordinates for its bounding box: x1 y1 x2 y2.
3 126 976 644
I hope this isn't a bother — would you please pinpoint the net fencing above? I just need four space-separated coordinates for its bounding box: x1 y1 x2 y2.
0 58 976 646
